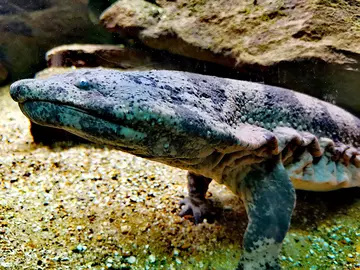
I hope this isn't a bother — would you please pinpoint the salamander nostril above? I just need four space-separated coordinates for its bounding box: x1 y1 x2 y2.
9 79 33 102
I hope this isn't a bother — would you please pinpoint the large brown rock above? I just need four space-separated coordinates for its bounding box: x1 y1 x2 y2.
88 0 118 23
100 0 360 116
44 43 220 72
0 0 112 85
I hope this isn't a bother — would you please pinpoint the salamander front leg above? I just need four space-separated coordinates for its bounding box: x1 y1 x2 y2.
237 159 296 270
179 172 214 224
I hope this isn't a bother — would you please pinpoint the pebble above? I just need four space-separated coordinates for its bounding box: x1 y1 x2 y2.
327 254 335 259
181 242 191 249
148 254 156 263
344 237 351 243
126 256 137 264
0 262 11 268
74 244 87 253
121 225 131 234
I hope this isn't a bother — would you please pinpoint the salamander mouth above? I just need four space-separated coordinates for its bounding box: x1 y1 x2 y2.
19 101 146 151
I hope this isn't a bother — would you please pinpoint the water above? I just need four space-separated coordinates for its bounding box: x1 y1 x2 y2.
1 0 360 269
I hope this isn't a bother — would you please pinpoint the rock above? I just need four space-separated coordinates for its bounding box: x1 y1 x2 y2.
44 44 177 70
44 43 216 71
46 44 137 68
148 254 156 263
100 0 360 116
101 0 163 36
100 0 360 67
180 242 191 250
35 67 78 79
125 256 136 264
121 225 131 234
0 0 111 85
88 0 118 24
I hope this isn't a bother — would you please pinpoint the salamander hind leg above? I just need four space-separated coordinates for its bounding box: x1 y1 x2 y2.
237 158 296 270
179 172 215 224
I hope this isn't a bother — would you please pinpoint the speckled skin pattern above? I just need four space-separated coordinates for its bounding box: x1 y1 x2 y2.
10 69 360 269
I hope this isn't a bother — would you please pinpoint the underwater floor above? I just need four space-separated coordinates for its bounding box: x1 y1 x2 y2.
1 84 360 270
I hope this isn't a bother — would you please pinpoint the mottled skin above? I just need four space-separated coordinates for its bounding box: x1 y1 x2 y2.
10 69 360 269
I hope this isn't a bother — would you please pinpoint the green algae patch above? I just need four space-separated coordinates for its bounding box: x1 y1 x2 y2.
281 191 360 269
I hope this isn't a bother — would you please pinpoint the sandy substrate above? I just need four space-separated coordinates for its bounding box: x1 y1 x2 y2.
1 84 360 269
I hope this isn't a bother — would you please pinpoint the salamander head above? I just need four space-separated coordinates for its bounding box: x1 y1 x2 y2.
10 69 238 167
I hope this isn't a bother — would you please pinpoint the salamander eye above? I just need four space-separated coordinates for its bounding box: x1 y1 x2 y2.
76 78 90 89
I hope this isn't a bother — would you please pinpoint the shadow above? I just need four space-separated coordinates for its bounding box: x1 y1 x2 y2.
186 187 360 246
30 122 88 146
291 188 360 229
